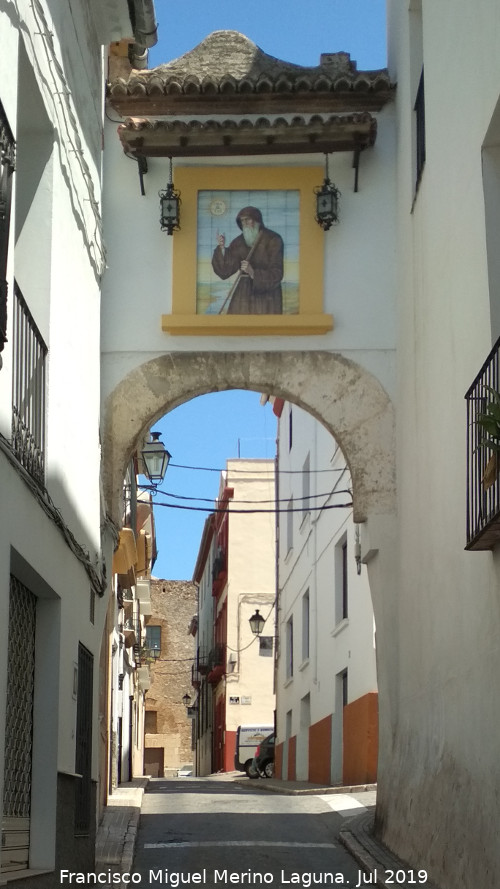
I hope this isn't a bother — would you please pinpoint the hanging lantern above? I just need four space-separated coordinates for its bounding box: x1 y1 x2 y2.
141 431 171 484
159 158 181 235
314 154 340 231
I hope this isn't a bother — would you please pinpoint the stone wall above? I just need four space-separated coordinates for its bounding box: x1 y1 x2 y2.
144 580 197 776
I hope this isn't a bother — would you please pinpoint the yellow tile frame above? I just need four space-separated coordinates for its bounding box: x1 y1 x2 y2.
162 165 334 336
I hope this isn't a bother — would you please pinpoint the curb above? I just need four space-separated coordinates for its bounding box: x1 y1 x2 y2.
234 778 377 796
339 812 439 889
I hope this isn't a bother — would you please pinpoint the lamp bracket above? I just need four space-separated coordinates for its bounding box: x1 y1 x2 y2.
137 155 148 196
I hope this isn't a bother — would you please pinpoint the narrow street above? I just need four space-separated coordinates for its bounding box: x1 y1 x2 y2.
130 777 374 888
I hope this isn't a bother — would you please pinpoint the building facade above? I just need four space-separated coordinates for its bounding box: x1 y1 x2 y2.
192 460 276 775
0 0 158 883
380 2 500 885
273 400 377 786
144 580 197 778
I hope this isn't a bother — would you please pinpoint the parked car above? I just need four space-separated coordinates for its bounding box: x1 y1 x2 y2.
177 764 193 777
234 724 274 777
248 733 275 778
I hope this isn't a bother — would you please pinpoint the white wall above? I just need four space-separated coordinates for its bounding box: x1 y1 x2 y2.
225 460 276 732
276 403 376 779
101 103 397 406
384 1 500 885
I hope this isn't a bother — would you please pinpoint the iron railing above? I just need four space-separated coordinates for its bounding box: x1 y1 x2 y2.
208 643 225 670
11 283 47 485
465 336 500 549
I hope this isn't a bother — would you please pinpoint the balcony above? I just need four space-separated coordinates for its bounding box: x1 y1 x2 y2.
212 547 227 598
207 644 226 684
465 337 500 549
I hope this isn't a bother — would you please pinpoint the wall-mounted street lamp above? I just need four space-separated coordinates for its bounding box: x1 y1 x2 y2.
314 153 341 231
159 157 181 235
182 693 192 708
141 431 171 485
248 608 266 637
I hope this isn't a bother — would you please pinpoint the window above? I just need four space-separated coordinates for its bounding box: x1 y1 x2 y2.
414 68 426 187
145 625 161 658
285 709 293 740
0 100 15 359
302 453 310 520
409 0 425 193
335 534 348 624
286 497 294 553
286 616 294 679
259 636 273 656
301 590 310 662
11 283 47 485
341 669 348 707
300 693 311 729
145 711 158 733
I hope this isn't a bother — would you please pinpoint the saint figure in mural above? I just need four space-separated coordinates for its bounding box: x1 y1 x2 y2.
211 206 284 314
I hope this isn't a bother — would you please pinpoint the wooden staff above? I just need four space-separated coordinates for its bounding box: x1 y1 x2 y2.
218 231 262 315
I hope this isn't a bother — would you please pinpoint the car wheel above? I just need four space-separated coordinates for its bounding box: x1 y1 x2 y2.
262 760 274 778
247 763 260 779
245 760 257 778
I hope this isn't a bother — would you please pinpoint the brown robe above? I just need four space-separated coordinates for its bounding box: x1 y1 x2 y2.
212 227 284 314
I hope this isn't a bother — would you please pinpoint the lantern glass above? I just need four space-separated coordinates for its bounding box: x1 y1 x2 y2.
141 432 171 483
249 608 265 636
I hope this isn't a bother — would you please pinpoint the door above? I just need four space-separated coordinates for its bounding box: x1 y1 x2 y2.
1 576 37 873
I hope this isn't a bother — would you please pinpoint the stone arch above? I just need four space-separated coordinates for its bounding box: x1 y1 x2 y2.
102 350 395 527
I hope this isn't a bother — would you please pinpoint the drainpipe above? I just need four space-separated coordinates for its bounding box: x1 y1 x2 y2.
128 0 158 68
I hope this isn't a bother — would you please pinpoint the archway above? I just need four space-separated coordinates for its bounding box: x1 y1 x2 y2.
101 349 399 813
102 350 395 526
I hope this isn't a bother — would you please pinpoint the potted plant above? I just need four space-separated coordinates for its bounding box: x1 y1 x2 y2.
476 386 500 489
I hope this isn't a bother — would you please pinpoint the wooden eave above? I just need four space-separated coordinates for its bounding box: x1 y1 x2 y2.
117 112 378 160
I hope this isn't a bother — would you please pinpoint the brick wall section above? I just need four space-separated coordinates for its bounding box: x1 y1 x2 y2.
308 714 332 785
145 580 198 775
275 741 283 779
342 691 378 785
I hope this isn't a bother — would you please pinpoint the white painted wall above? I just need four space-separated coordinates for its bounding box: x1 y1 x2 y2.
384 1 500 885
0 0 132 874
101 102 397 405
275 403 376 780
224 460 276 733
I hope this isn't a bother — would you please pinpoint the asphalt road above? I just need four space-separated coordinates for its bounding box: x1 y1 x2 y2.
130 778 369 889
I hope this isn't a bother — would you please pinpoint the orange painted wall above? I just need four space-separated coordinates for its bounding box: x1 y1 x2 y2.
224 729 236 773
308 715 332 785
342 692 378 785
287 736 296 780
275 742 283 779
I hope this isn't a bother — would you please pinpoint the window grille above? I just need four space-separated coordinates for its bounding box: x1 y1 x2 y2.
11 283 47 484
2 576 37 872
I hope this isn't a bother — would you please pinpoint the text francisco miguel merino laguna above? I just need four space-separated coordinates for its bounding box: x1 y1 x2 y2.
59 869 380 886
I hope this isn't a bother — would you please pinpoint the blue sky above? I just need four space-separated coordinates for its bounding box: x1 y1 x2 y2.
144 1 387 580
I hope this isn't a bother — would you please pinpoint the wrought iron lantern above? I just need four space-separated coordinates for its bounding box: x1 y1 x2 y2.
249 608 265 637
314 154 340 231
159 158 181 234
182 693 192 707
141 431 171 484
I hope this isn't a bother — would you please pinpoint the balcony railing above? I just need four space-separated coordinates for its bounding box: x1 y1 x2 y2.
11 284 47 485
465 337 500 549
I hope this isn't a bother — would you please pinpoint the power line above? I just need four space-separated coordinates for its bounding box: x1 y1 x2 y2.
152 500 353 514
168 462 347 475
154 489 351 505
